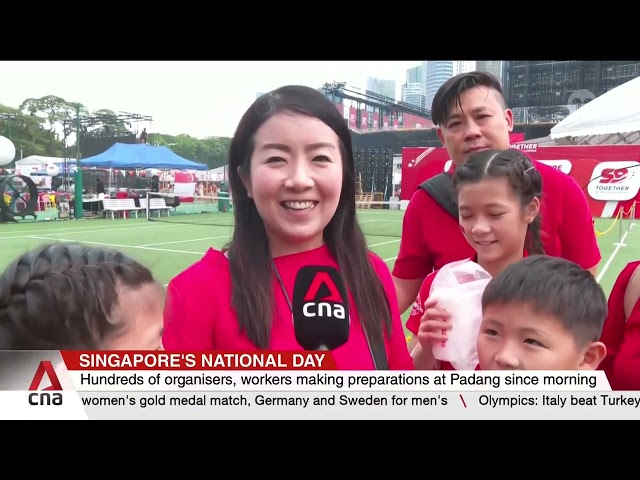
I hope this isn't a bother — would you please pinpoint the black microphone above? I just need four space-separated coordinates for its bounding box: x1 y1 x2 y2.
292 266 350 351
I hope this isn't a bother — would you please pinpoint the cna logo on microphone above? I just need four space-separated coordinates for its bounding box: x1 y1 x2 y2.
292 266 350 350
300 269 346 319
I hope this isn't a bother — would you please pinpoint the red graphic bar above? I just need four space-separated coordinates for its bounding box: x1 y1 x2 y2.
61 351 337 370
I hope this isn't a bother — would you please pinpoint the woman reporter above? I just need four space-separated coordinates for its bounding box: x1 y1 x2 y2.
162 85 413 370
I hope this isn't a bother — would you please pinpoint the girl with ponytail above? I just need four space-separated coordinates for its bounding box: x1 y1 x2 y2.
407 148 544 370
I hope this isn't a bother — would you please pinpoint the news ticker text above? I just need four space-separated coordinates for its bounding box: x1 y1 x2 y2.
31 390 637 420
82 391 640 410
75 371 602 390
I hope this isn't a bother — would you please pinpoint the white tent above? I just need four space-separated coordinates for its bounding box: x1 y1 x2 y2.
550 76 640 140
15 155 77 167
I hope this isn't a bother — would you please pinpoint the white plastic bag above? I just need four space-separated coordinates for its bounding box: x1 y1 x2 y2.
429 259 492 371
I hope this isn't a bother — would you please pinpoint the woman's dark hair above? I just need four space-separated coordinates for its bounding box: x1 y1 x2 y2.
226 85 391 348
452 148 545 255
0 243 156 350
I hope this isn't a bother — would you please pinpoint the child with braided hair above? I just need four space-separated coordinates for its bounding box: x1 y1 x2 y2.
408 148 544 370
0 243 165 350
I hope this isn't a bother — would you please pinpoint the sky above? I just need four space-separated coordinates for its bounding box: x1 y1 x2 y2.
0 61 422 139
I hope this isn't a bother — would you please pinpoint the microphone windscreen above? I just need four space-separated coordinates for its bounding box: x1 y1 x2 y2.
292 266 350 351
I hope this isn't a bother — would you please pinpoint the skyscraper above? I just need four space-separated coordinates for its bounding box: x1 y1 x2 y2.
401 83 427 109
406 63 426 86
476 61 502 81
425 61 454 110
454 61 476 75
366 76 396 101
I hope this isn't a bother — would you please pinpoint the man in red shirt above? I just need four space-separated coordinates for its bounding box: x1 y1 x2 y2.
392 72 601 314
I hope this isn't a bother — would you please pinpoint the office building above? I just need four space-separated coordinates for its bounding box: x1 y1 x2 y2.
425 61 454 110
366 76 396 101
476 60 502 80
454 61 476 75
401 82 427 109
406 63 426 86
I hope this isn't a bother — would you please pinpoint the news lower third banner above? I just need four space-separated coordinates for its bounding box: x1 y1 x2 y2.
1 350 639 420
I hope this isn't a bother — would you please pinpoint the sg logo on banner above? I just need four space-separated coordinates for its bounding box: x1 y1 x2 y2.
587 161 640 201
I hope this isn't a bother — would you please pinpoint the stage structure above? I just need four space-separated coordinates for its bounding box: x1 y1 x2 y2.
322 82 431 130
60 109 153 219
353 148 394 200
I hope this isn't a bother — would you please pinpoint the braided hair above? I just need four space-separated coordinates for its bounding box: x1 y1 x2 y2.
453 148 545 255
0 243 156 350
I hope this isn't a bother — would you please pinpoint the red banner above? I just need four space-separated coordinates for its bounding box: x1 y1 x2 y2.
401 143 640 218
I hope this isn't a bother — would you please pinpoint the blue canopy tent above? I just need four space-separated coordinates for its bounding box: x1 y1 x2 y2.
80 143 208 171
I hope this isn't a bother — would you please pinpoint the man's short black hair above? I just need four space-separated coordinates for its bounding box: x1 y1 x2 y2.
481 255 607 346
431 71 506 127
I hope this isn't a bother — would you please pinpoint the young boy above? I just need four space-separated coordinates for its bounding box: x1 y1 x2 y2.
478 255 607 370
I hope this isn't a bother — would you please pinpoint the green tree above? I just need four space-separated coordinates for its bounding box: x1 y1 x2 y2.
150 133 230 169
0 96 232 169
0 104 62 159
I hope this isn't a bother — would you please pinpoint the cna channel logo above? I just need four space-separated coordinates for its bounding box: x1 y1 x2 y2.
28 361 63 406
